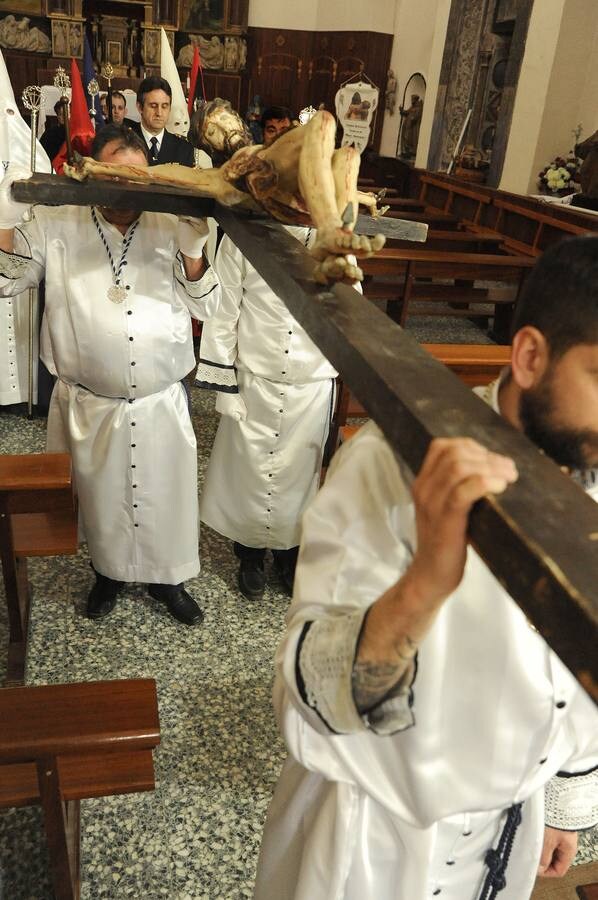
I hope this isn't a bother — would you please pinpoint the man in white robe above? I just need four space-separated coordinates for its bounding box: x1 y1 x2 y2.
254 236 598 900
0 45 51 406
196 227 337 599
0 125 220 625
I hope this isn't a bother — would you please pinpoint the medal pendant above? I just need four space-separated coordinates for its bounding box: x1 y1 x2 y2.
107 284 127 303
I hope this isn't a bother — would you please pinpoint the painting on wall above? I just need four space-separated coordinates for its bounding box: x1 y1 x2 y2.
106 39 121 67
178 0 224 34
0 0 43 16
143 27 160 66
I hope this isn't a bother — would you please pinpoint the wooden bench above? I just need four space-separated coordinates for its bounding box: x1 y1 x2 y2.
0 454 78 685
416 171 598 254
0 678 160 900
386 229 503 252
361 248 535 334
331 343 511 448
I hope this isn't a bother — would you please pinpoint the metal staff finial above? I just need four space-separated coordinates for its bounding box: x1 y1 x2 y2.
21 85 42 172
100 64 114 121
87 77 99 123
53 65 71 97
100 62 114 87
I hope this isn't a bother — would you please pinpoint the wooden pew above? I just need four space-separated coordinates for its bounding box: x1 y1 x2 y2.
361 248 535 334
416 171 597 253
385 208 460 228
0 678 160 900
331 343 511 448
0 454 78 685
386 230 503 252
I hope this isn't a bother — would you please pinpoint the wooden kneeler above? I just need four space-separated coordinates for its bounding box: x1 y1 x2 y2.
0 679 161 900
0 454 78 685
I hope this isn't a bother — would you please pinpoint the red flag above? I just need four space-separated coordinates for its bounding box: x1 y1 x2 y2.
52 59 95 174
187 45 200 114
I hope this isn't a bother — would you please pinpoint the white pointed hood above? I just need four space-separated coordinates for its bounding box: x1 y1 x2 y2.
0 47 51 175
160 28 190 137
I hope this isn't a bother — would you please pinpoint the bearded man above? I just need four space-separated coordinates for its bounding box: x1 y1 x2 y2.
254 236 598 900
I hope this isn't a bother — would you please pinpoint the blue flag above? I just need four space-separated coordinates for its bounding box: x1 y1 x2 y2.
84 36 104 131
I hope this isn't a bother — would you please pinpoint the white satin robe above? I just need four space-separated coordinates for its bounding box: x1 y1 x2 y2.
196 231 337 550
254 420 598 900
0 205 220 583
0 287 38 404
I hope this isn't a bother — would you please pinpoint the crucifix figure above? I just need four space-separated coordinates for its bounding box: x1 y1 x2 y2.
65 102 386 283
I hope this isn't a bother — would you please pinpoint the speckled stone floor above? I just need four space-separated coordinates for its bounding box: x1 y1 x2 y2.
0 315 595 898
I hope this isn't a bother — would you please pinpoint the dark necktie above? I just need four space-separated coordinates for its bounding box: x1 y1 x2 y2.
150 136 159 162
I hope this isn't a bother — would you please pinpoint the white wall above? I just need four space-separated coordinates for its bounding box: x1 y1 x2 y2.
378 0 451 161
248 0 395 32
501 0 598 194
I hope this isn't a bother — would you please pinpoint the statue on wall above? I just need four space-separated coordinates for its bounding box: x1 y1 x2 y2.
385 69 397 115
399 93 423 159
177 34 224 69
0 14 51 53
66 102 386 285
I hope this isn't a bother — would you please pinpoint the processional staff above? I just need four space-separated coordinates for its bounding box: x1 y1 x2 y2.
101 63 114 122
21 85 42 419
54 66 73 165
88 77 100 129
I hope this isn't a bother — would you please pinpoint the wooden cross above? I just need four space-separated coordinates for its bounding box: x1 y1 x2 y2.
11 175 598 703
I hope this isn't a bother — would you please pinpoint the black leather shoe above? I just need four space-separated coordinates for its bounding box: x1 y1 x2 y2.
148 583 204 626
87 573 123 620
273 558 296 597
238 558 265 599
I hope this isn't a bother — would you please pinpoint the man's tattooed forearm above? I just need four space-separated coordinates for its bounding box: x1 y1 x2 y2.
352 635 418 713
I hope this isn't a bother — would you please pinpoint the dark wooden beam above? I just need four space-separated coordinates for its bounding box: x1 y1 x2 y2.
13 173 216 218
216 204 598 703
10 175 598 701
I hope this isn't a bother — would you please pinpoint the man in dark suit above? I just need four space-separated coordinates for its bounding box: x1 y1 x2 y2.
132 76 195 167
111 91 136 130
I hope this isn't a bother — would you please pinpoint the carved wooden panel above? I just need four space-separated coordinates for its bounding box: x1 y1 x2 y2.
248 27 392 151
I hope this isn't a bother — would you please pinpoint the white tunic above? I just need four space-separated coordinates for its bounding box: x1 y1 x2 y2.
0 205 220 583
0 285 38 404
196 231 337 550
255 421 598 900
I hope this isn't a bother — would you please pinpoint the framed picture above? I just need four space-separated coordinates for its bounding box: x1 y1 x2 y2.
68 19 83 58
143 28 160 65
51 17 68 56
0 0 43 15
106 39 122 67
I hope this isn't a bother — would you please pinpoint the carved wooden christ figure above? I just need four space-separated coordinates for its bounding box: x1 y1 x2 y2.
65 102 386 283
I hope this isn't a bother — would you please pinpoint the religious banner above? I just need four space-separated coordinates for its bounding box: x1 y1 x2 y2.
334 80 379 154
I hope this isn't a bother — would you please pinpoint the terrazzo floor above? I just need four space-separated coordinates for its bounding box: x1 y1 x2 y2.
0 314 595 899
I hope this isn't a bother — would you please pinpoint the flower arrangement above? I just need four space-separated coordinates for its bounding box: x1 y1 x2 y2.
538 153 581 196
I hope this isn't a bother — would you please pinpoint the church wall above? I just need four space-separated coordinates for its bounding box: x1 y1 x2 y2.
379 0 447 159
414 0 452 168
577 14 598 137
247 0 395 33
501 0 598 195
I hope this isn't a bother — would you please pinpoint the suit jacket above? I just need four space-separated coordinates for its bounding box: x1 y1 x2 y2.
131 123 195 167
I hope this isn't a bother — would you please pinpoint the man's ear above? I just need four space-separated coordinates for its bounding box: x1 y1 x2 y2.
510 325 550 390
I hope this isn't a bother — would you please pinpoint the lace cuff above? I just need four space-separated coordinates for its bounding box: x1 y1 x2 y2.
174 252 219 299
0 247 32 279
195 358 238 393
298 611 367 734
544 767 598 831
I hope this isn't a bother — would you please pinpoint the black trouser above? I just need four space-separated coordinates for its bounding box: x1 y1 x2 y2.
233 542 299 569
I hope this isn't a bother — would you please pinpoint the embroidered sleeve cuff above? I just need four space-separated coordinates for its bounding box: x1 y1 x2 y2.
174 252 219 299
297 611 367 734
194 359 238 393
544 767 598 830
0 246 32 280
